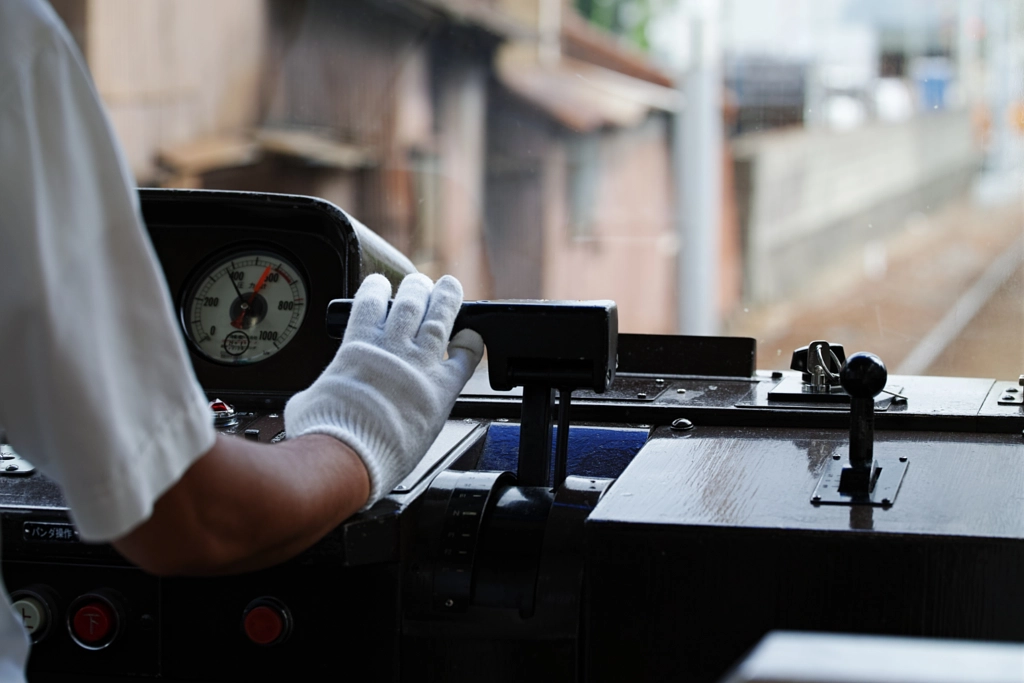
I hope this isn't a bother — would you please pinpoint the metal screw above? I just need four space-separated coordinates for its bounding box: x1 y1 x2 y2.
811 495 821 503
394 485 408 492
670 418 694 431
676 388 686 394
655 378 665 385
899 456 908 463
1003 395 1015 402
444 599 454 608
881 498 892 507
1006 387 1019 394
269 414 280 419
832 455 841 461
637 392 647 399
5 465 17 472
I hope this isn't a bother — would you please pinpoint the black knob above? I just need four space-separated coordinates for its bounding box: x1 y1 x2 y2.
838 352 886 494
840 353 887 399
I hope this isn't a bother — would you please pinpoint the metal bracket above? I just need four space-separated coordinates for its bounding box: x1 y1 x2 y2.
811 455 908 507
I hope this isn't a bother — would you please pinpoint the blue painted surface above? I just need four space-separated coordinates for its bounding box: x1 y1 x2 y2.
477 423 649 480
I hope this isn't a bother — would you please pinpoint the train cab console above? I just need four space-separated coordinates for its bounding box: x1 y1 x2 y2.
1 190 1021 682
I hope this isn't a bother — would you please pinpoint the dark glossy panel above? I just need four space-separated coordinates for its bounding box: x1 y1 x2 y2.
590 427 1024 538
585 428 1024 683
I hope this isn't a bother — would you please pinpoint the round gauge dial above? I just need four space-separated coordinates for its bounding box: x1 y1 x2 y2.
183 251 308 365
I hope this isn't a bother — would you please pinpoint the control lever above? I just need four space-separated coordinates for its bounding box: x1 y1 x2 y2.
326 298 618 489
811 351 909 507
837 353 886 495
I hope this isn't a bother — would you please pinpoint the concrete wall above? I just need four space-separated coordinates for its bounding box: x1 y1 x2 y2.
84 0 268 181
732 111 984 304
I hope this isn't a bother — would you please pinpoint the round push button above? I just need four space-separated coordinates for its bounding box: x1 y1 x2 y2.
68 596 119 649
11 597 46 639
11 587 57 643
242 598 291 646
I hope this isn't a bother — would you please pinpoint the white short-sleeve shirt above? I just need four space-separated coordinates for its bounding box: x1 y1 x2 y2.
0 0 216 677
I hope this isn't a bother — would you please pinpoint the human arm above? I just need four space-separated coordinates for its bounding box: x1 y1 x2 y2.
113 272 483 576
0 8 482 575
112 434 369 576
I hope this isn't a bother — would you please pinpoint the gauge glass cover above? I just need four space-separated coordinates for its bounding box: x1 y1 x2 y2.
183 251 308 364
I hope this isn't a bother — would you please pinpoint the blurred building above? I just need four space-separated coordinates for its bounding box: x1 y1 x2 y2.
712 0 993 306
50 0 682 334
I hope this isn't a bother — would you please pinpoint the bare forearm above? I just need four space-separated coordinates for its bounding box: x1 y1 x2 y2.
113 434 370 576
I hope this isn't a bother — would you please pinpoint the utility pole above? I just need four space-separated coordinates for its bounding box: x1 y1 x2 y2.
675 0 723 335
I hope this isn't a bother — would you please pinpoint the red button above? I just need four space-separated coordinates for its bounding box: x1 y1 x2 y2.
72 602 115 644
209 400 232 413
243 605 284 645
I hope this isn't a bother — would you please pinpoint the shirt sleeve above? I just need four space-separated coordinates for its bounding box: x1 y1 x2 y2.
0 11 216 542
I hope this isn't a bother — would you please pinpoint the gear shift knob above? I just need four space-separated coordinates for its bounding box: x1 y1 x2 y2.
840 352 888 400
838 353 886 494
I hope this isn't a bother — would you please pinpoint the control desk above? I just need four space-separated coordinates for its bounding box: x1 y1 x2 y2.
1 190 1021 682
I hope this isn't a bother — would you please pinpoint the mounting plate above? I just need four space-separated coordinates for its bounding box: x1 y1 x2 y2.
768 377 901 408
811 455 908 507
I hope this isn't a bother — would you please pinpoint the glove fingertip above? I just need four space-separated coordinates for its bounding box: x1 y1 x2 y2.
449 328 485 357
435 274 464 299
349 274 393 337
445 331 484 389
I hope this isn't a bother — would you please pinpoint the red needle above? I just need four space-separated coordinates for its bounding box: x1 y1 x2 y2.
232 266 273 329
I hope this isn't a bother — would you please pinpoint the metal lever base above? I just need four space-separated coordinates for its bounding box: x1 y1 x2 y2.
837 464 881 494
812 455 909 507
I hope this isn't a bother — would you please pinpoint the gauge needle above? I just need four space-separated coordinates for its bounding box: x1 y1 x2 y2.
232 265 273 329
226 267 245 299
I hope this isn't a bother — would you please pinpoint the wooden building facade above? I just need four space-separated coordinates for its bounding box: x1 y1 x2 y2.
53 0 683 333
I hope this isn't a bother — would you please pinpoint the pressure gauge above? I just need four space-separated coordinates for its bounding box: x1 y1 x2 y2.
182 250 308 365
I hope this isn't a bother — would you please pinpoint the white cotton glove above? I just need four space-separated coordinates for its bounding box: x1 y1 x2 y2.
284 273 485 507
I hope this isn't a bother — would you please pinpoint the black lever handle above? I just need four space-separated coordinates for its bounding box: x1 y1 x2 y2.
838 352 887 494
326 299 618 394
327 297 618 490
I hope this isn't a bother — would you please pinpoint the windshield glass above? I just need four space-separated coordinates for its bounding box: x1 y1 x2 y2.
55 0 1024 379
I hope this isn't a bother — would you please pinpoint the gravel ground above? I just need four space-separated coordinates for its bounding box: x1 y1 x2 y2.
725 194 1024 381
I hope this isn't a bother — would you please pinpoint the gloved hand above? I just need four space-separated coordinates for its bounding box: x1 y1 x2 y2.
284 273 484 507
